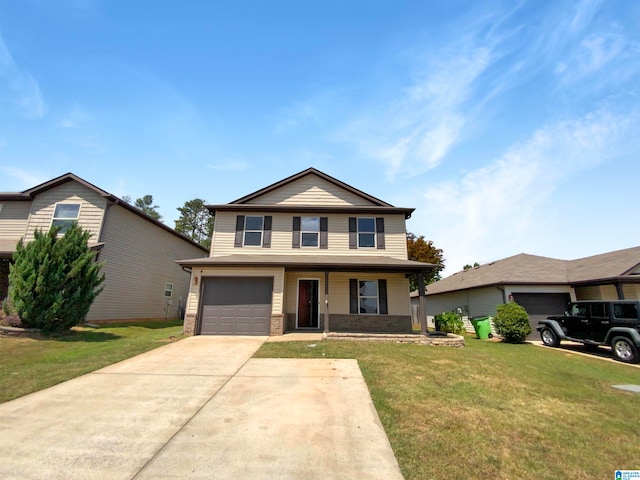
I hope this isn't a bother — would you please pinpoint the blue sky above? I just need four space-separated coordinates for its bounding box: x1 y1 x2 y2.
1 0 638 275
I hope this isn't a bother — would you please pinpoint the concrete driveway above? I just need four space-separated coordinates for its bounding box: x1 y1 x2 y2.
0 336 403 480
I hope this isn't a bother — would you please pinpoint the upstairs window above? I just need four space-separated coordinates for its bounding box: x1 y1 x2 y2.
164 283 173 298
234 215 272 248
349 217 385 250
52 203 80 234
244 216 264 246
301 217 320 247
357 218 376 248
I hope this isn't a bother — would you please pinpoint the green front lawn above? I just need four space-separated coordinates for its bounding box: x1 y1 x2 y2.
255 338 640 480
0 320 183 404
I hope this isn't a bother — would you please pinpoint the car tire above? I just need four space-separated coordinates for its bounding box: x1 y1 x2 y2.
611 336 639 364
540 327 560 347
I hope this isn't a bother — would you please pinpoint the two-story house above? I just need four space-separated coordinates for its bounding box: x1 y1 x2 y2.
178 168 435 336
0 173 208 322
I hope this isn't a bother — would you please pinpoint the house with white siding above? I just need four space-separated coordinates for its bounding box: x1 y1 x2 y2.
0 173 208 322
417 248 640 336
177 168 436 336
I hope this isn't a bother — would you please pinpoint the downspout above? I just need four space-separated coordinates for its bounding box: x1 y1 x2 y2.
496 285 507 304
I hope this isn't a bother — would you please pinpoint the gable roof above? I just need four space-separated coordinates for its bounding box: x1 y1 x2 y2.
426 246 640 295
0 173 208 253
206 167 415 218
231 167 393 206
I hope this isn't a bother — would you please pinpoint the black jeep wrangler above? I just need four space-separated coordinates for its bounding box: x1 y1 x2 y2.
536 300 640 363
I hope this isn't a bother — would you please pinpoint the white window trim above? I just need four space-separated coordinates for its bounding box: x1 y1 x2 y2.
243 215 264 247
50 202 82 233
357 217 376 249
358 279 380 315
164 283 173 298
300 216 320 248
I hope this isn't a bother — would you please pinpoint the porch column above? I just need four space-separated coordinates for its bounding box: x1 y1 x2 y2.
615 283 625 300
417 271 427 335
324 271 330 334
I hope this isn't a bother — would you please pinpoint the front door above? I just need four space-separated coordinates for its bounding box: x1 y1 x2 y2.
297 279 319 328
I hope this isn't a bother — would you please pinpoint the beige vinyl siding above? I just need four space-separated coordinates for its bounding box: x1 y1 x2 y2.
574 284 619 300
186 266 285 317
24 182 107 242
0 201 31 240
88 204 206 321
246 175 377 206
623 284 640 300
211 211 408 259
325 272 410 315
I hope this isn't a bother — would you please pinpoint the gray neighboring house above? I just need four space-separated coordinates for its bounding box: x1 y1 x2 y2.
414 247 640 335
0 173 208 322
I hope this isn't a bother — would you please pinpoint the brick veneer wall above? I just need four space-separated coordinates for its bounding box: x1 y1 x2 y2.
328 314 412 333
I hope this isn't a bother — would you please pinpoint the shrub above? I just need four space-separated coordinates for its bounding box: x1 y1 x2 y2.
8 225 105 333
434 311 465 334
494 302 531 343
0 299 22 327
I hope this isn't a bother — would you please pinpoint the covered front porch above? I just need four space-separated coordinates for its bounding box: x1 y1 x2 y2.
179 254 435 336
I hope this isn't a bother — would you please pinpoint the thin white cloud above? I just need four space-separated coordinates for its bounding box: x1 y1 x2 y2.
0 32 46 119
418 107 637 275
0 167 47 189
60 104 88 128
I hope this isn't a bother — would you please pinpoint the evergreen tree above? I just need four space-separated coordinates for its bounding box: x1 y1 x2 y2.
134 195 162 221
175 198 214 249
9 225 105 333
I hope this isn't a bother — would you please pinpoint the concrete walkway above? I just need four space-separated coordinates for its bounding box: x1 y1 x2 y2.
0 336 403 480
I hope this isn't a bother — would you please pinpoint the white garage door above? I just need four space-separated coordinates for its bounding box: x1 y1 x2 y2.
200 277 273 335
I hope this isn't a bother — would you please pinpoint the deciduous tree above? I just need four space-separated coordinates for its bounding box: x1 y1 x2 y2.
407 232 445 290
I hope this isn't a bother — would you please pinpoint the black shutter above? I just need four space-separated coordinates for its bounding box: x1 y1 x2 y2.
234 215 245 247
349 279 358 314
320 217 328 249
263 216 272 248
292 216 301 248
378 279 388 314
376 217 385 250
348 217 357 249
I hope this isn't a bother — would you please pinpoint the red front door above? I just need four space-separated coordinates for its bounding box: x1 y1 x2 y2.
297 280 319 328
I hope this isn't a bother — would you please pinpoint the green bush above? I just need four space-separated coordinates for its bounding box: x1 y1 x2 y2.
434 311 465 334
494 302 531 343
8 225 105 333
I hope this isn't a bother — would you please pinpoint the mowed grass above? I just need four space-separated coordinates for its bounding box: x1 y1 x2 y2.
255 337 640 479
0 320 183 404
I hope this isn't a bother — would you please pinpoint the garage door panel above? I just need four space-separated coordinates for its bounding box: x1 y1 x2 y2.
511 293 570 340
200 277 273 336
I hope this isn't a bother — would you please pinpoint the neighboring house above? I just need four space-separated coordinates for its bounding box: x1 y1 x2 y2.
416 247 640 335
0 173 208 322
177 168 435 336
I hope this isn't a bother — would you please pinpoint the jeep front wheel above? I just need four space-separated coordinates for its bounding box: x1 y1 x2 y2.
611 336 639 364
540 328 560 347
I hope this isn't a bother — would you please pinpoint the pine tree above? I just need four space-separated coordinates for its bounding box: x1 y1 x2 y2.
8 225 105 333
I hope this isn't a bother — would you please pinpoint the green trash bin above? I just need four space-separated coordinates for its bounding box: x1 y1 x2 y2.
470 316 492 340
